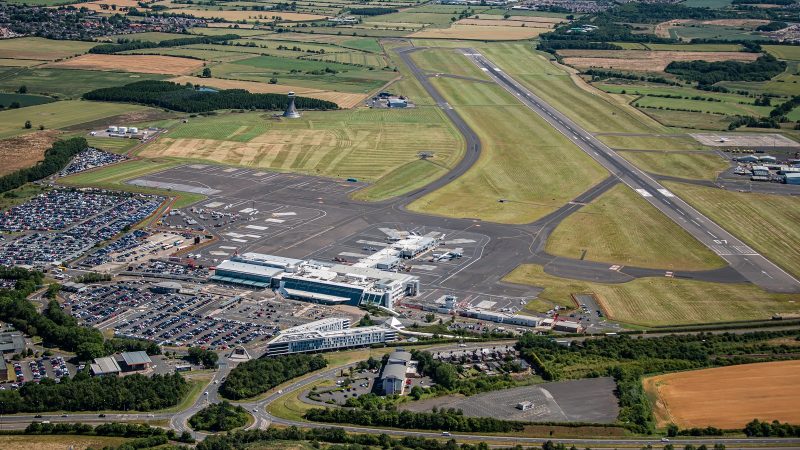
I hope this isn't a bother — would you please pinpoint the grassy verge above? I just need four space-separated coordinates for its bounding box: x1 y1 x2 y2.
597 134 710 151
58 158 205 208
617 150 728 181
546 184 726 270
267 379 332 422
0 183 48 211
505 264 800 327
665 181 800 279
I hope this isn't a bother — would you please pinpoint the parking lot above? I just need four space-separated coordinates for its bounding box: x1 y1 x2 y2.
0 190 164 267
79 231 193 272
59 148 127 177
62 280 363 352
399 377 620 424
3 355 76 389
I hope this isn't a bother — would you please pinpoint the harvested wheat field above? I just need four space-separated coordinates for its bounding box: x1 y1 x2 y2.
47 54 205 75
410 24 547 40
70 0 141 13
0 434 128 450
0 130 62 176
644 360 800 429
456 18 554 28
559 50 758 72
168 76 368 108
175 9 326 22
702 19 771 27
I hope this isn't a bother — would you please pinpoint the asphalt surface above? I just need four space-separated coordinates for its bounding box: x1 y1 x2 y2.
460 48 800 294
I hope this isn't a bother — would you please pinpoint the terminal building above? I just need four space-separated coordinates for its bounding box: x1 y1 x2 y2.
211 251 421 310
265 317 396 357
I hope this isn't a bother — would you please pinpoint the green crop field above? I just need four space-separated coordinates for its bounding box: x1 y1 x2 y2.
104 32 194 42
0 68 168 98
190 27 273 37
0 100 151 139
546 184 725 271
665 182 800 280
139 108 464 201
505 264 800 327
407 76 607 224
669 25 769 42
0 37 94 60
84 136 141 154
342 38 383 53
594 83 759 106
618 150 729 180
477 43 667 134
681 0 733 8
0 92 54 107
305 51 388 69
764 45 800 61
60 158 205 209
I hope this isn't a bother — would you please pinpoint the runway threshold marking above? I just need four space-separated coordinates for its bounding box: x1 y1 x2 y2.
657 189 675 197
635 189 652 197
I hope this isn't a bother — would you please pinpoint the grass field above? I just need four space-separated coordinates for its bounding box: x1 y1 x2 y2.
85 135 141 154
47 53 205 75
598 134 711 151
477 43 666 134
720 60 800 96
546 184 725 270
504 264 800 326
0 68 167 98
59 158 205 208
0 435 129 450
0 183 49 211
632 96 772 117
665 181 800 279
104 31 191 42
0 100 150 139
0 37 95 60
139 109 463 200
641 108 733 130
669 24 770 41
644 360 800 428
167 75 368 108
407 72 607 224
411 48 490 81
764 45 800 61
617 150 728 180
618 150 728 180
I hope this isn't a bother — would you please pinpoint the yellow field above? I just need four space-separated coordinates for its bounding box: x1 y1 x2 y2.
174 9 326 22
168 76 368 108
47 54 204 75
410 24 547 40
644 360 800 428
559 50 759 72
0 37 96 60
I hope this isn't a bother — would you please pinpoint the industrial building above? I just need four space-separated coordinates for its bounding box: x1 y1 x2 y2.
381 349 413 395
265 317 397 356
0 331 25 354
212 250 421 310
460 308 540 327
90 356 121 377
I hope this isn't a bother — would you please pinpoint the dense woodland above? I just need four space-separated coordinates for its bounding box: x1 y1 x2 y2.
665 55 787 85
89 34 239 54
0 371 188 413
219 353 327 399
348 7 397 16
83 81 339 113
189 401 249 432
0 137 86 194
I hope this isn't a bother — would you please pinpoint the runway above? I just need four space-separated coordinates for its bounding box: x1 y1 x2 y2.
459 48 800 294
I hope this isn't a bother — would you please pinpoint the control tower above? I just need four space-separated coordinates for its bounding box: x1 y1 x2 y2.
283 91 301 119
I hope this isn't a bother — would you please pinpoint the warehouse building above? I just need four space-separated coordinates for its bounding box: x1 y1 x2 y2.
0 331 25 354
265 317 397 356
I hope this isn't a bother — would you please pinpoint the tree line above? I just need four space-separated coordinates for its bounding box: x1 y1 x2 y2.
0 371 188 413
89 34 240 54
83 80 339 113
0 137 86 194
348 7 398 16
25 421 193 443
219 353 327 400
411 349 519 396
304 407 524 433
665 54 787 85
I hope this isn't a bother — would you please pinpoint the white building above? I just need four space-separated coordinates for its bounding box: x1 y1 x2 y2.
265 318 396 356
461 308 540 327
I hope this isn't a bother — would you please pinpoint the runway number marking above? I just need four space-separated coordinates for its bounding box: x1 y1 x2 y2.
657 189 675 197
635 189 652 197
713 239 728 245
